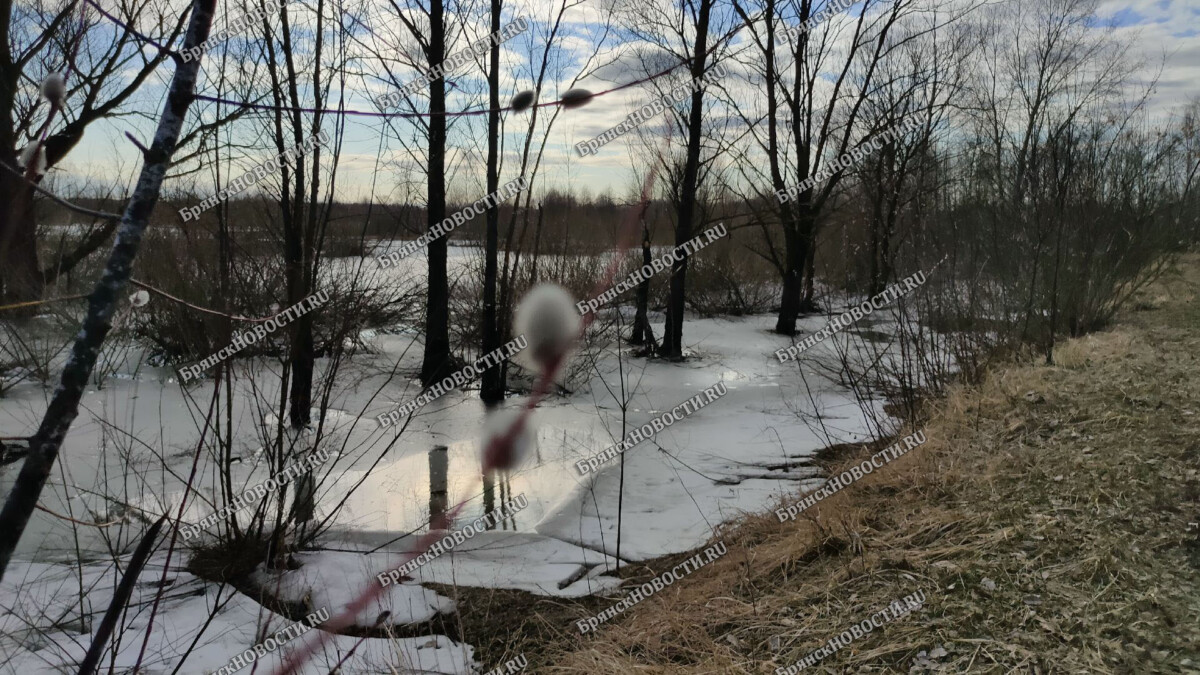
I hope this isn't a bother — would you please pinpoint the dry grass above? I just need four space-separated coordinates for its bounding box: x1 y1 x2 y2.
475 255 1200 674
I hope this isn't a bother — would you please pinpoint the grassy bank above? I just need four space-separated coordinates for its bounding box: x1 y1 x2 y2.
448 254 1200 674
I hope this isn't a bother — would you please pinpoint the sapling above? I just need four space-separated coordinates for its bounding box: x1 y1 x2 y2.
0 0 219 580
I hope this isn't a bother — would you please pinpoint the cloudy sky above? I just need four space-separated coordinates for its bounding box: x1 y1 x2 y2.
51 0 1199 204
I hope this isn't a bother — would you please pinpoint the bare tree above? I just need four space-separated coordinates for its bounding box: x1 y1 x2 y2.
238 0 351 550
623 0 729 359
364 0 461 385
495 1 615 383
964 0 1160 354
851 8 968 294
726 0 926 334
419 0 456 384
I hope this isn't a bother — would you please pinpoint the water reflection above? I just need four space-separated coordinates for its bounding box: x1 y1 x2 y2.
430 445 517 532
428 445 448 528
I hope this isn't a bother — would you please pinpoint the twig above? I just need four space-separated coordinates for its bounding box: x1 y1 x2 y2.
133 376 224 671
128 278 275 322
124 131 151 155
0 160 122 221
34 503 123 528
0 293 89 313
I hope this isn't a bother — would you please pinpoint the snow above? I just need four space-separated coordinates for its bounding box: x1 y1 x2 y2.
253 551 457 627
533 314 881 559
0 556 475 674
257 531 625 611
0 290 920 673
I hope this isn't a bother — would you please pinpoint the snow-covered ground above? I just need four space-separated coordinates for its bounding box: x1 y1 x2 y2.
0 252 912 673
1 556 476 674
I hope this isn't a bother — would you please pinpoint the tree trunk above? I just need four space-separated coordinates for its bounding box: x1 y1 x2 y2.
421 0 454 385
528 201 544 286
629 219 657 353
775 229 802 335
801 227 816 310
287 323 315 429
269 0 327 534
480 0 504 405
286 311 316 526
878 220 893 293
285 194 314 433
661 0 712 359
868 185 884 295
0 171 43 307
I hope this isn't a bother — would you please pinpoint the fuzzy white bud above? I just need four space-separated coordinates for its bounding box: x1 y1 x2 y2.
41 73 66 105
17 143 47 177
514 284 580 369
128 290 150 307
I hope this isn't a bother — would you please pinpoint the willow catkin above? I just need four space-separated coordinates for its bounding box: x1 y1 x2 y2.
559 88 594 109
510 90 536 112
514 284 581 369
41 73 66 105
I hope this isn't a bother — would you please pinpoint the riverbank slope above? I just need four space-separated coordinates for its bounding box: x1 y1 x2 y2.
529 254 1200 673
